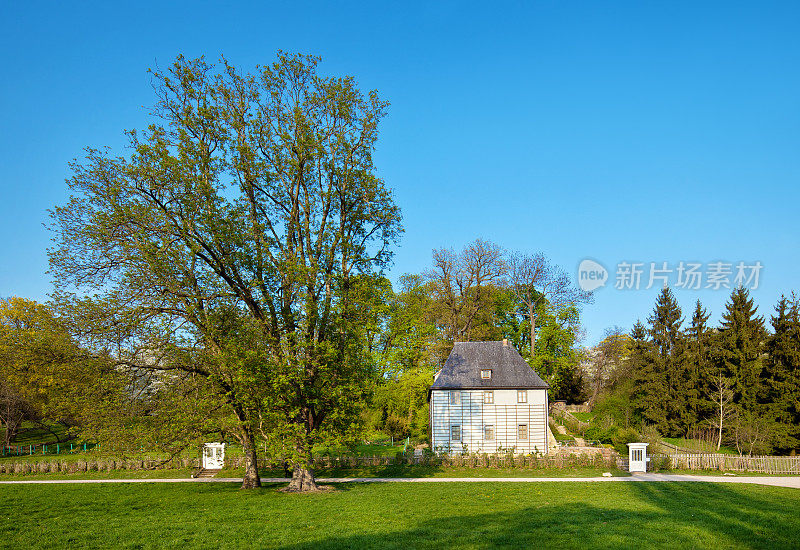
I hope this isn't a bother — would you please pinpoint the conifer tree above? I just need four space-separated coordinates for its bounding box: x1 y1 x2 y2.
764 294 800 451
685 300 713 429
645 287 687 436
715 287 766 413
630 319 666 432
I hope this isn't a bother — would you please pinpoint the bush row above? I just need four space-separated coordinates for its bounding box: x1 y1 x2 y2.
0 457 195 474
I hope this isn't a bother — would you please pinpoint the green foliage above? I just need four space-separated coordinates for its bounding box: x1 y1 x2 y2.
714 287 767 413
0 298 118 446
48 53 402 488
764 294 800 451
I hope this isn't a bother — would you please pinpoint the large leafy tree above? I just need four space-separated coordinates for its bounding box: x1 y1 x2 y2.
49 53 401 491
532 306 586 403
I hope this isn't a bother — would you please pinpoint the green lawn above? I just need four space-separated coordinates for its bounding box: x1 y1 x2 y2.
570 412 594 422
1 482 797 548
1 422 71 446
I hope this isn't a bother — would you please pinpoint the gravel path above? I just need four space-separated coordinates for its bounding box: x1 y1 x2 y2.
0 474 798 488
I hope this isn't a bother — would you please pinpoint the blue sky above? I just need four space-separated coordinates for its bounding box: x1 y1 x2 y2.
1 1 798 344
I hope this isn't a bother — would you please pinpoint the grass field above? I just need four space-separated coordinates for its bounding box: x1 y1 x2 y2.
662 437 739 455
1 481 798 548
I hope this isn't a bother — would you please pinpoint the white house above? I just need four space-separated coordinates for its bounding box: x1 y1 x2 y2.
429 340 549 454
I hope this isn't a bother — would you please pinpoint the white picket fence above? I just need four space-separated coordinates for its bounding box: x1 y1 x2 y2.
654 452 800 474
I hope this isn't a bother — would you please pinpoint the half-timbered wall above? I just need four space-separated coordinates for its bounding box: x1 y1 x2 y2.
430 389 548 454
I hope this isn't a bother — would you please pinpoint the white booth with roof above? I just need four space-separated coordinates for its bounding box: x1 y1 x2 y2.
627 442 649 472
202 442 226 470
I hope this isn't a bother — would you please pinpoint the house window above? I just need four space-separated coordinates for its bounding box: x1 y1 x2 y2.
517 390 527 403
518 424 528 440
484 425 495 441
480 369 492 379
450 391 461 405
451 425 461 442
483 390 494 404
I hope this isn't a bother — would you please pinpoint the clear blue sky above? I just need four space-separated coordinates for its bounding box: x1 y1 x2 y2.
1 1 798 344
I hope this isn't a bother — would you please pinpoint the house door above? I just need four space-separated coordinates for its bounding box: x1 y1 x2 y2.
202 444 225 469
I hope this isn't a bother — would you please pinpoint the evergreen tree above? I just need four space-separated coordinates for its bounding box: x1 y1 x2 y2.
630 320 666 433
715 287 766 413
764 294 800 451
685 300 713 429
645 287 687 436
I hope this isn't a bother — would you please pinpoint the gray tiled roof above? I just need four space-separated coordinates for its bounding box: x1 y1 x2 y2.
430 341 549 390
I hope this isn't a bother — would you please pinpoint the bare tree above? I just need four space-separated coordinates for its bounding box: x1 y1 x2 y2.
709 371 736 451
587 326 629 407
506 252 592 358
0 381 29 447
425 239 505 343
733 410 776 457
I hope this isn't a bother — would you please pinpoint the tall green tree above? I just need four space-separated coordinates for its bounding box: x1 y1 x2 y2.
532 306 586 403
638 287 689 436
49 53 401 491
685 300 713 429
714 287 766 413
630 319 666 432
764 294 800 451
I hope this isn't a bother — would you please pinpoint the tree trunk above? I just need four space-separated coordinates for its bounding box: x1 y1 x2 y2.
285 435 320 492
238 426 261 490
529 305 537 359
286 466 319 491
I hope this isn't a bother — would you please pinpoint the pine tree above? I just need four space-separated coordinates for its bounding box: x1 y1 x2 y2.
764 294 800 451
715 287 766 413
630 319 667 433
645 287 687 436
685 300 713 429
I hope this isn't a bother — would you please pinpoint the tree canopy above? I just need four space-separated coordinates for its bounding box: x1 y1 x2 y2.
49 52 402 491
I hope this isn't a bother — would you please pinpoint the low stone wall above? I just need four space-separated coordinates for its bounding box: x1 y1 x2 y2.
550 401 591 414
555 446 616 460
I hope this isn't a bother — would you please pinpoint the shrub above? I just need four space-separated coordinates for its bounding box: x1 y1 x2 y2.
611 428 641 454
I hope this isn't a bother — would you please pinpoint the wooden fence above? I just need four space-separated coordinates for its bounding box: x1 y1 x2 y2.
653 453 800 475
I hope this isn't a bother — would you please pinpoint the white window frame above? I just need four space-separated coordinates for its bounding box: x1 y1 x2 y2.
480 369 492 379
518 424 528 440
517 390 527 403
450 390 461 405
451 425 461 442
484 425 495 441
483 390 494 404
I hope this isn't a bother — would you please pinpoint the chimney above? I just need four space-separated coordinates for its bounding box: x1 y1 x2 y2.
502 339 508 347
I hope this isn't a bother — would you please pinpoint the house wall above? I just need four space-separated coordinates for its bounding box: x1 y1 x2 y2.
430 389 548 454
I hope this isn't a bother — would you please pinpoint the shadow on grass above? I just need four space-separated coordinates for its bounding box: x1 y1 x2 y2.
280 482 798 549
258 461 448 480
